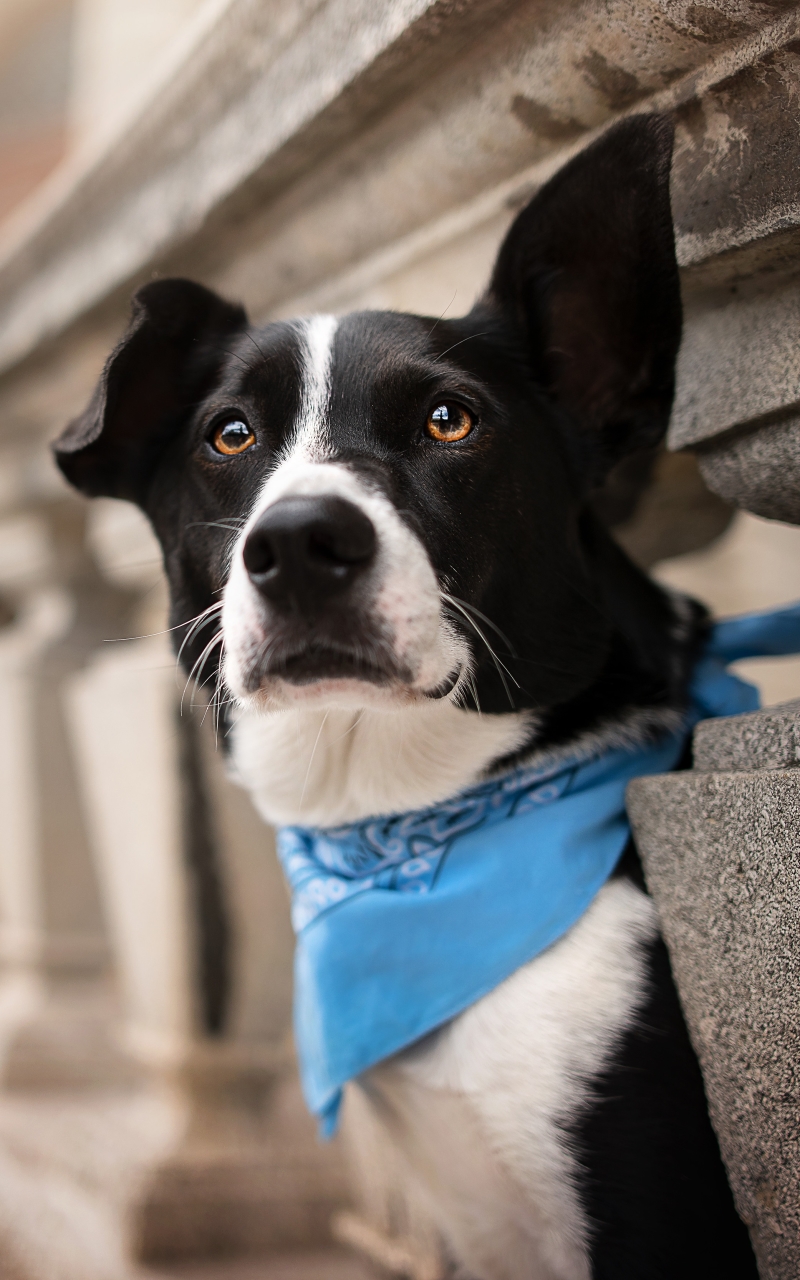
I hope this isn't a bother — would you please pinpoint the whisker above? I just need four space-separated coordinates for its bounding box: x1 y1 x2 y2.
181 630 223 714
442 600 518 686
465 670 481 714
176 602 224 667
431 332 490 364
186 520 246 533
426 289 458 341
220 346 260 375
106 601 223 648
105 622 192 644
198 664 225 730
243 330 268 363
441 592 517 657
211 660 236 742
299 711 330 812
330 710 366 745
442 599 519 708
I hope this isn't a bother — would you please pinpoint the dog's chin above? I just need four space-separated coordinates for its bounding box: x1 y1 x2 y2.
226 645 461 713
243 677 422 713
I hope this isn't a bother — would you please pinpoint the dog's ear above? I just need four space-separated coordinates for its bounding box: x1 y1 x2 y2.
53 278 247 501
485 114 681 477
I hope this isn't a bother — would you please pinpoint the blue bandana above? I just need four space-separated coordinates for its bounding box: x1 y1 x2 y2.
277 601 800 1135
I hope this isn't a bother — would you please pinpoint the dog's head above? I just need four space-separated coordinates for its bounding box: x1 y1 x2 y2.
54 115 681 722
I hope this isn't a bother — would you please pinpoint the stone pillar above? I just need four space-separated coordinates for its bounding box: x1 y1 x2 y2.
0 487 138 1090
65 631 347 1263
627 702 800 1280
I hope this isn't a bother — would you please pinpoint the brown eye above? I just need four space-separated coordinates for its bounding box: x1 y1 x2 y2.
426 402 474 442
211 418 256 455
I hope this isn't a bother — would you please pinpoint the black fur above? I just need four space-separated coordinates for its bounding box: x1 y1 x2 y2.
54 114 755 1273
582 940 758 1278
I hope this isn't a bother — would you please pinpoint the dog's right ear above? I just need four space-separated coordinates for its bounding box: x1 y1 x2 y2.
53 278 247 502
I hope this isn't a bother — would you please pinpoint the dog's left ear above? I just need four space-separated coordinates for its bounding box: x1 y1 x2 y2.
53 278 247 502
485 113 681 477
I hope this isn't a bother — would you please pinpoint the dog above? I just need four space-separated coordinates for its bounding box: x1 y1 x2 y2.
55 114 758 1278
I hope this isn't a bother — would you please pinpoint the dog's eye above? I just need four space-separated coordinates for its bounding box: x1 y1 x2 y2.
211 419 256 455
426 402 474 442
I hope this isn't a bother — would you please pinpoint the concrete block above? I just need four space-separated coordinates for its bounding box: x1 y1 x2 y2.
693 699 800 774
696 415 800 526
671 39 800 281
2 0 800 380
671 277 800 453
627 761 800 1279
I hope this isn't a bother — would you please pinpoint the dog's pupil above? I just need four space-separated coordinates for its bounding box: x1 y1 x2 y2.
222 421 249 443
428 402 471 440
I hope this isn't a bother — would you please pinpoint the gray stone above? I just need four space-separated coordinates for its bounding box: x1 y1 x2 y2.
627 764 800 1279
670 275 800 452
670 35 800 282
1 0 799 383
693 699 800 774
696 414 800 525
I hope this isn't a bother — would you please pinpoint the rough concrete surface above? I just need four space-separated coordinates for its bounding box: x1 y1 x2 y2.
628 758 800 1280
696 415 800 526
2 0 800 379
693 699 800 774
671 274 800 452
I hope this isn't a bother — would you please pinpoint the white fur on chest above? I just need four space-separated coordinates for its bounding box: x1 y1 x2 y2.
230 701 533 826
343 879 658 1280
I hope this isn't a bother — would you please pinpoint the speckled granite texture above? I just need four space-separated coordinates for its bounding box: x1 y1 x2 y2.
693 698 800 774
627 704 800 1280
697 416 800 525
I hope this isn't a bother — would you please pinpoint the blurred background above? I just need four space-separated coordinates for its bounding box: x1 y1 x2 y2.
0 1 799 1278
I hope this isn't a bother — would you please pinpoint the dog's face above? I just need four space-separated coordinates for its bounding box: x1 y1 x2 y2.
143 306 614 717
55 115 681 723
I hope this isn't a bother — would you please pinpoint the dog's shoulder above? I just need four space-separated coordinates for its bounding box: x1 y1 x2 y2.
350 875 656 1278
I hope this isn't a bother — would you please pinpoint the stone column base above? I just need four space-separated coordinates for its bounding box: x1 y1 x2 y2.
132 1063 349 1263
0 1063 348 1277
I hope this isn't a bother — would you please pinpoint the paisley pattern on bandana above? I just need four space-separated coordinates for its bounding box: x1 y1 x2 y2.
278 763 574 932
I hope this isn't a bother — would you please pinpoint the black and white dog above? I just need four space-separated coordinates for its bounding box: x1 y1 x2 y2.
56 115 757 1278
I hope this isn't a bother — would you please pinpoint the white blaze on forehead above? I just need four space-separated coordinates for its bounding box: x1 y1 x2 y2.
221 310 467 709
291 314 338 459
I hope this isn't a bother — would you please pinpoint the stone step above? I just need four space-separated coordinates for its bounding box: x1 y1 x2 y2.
151 1247 380 1279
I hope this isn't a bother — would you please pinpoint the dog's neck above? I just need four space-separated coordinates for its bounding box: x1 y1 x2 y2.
230 697 687 829
230 700 534 828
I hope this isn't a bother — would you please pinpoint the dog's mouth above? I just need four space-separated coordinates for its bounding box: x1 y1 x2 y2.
243 639 401 690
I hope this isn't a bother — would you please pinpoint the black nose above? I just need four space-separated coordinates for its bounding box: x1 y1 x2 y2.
242 494 377 615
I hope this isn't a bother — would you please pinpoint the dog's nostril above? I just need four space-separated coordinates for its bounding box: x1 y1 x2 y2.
242 530 277 577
